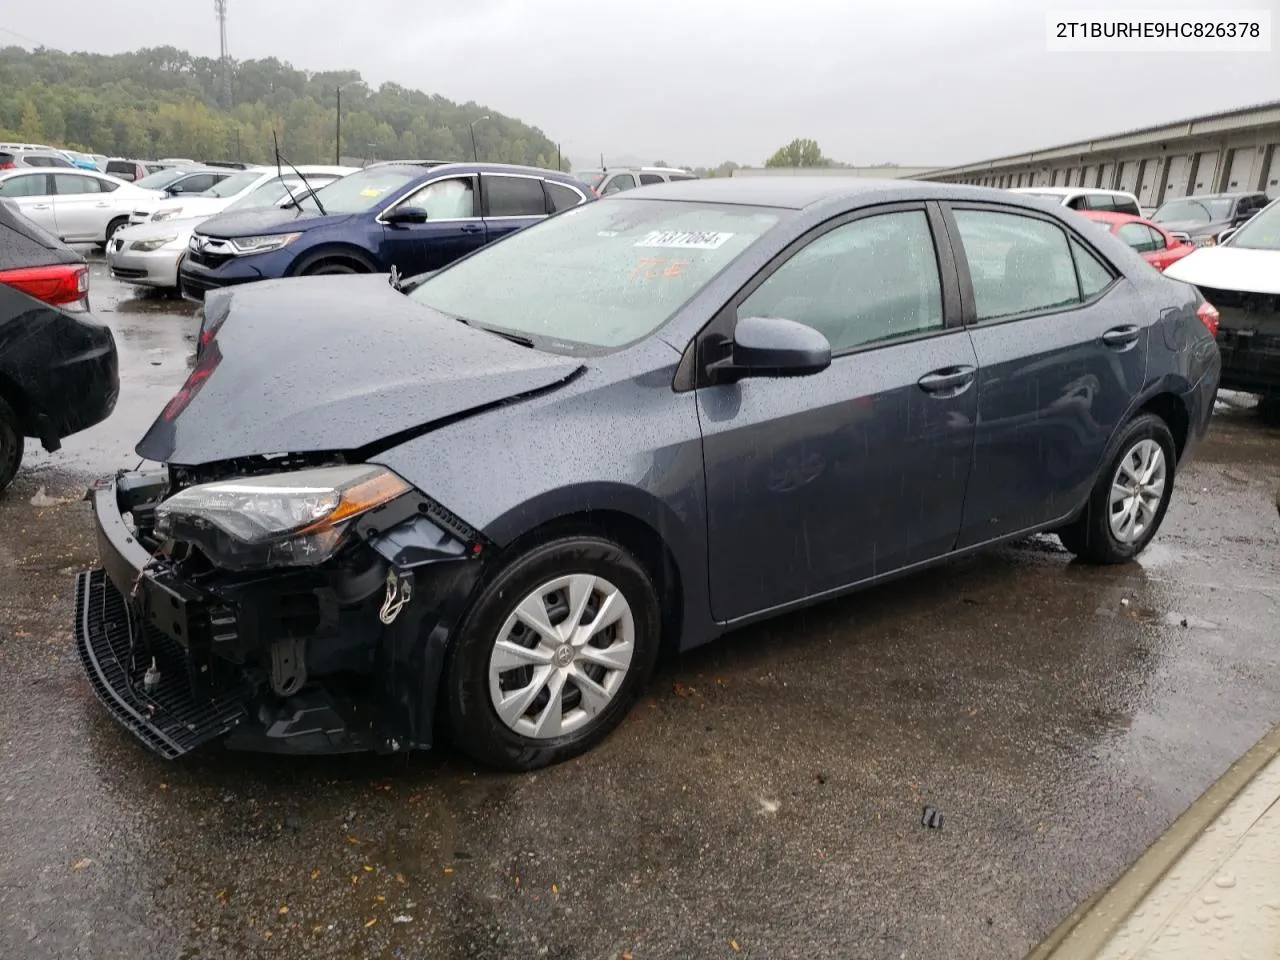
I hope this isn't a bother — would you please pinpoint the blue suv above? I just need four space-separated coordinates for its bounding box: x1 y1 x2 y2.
179 162 594 300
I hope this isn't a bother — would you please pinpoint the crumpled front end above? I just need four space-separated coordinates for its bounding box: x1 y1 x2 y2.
75 463 487 759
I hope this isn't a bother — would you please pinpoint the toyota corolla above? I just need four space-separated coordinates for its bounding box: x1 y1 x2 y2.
76 178 1220 771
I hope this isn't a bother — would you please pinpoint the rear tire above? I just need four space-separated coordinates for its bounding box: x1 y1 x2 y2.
0 397 24 493
1058 413 1177 564
444 535 661 771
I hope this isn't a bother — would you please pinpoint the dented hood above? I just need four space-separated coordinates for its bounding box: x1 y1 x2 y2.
136 275 583 466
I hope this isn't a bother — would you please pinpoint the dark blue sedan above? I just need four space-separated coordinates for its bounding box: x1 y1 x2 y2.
178 161 594 299
80 177 1220 770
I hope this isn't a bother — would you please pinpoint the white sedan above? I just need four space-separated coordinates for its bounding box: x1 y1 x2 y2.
0 168 163 246
108 170 356 292
128 165 357 226
1165 196 1280 407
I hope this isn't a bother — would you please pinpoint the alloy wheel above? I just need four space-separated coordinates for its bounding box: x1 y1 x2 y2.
487 573 635 739
1109 438 1166 544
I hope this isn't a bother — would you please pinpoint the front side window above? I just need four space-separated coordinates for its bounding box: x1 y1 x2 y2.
953 209 1082 321
0 174 48 198
409 198 785 351
639 173 664 185
402 176 475 219
484 175 544 217
739 211 944 353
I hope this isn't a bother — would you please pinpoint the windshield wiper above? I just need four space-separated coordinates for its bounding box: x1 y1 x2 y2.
455 317 534 348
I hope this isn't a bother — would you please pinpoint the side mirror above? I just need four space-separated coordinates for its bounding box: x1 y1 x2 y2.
385 205 428 227
711 316 831 383
1217 227 1238 245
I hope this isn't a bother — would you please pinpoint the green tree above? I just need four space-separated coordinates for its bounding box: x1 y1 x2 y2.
17 99 41 140
764 138 829 168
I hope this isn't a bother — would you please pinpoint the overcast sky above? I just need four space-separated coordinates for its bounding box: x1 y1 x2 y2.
1 0 1275 168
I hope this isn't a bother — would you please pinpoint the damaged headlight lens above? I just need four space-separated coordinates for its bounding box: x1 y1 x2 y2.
228 233 302 256
155 465 411 570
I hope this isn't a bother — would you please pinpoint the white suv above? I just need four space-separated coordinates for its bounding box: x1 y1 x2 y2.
1011 187 1142 216
573 166 698 196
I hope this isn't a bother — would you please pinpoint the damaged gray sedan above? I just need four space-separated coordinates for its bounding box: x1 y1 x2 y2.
76 178 1219 770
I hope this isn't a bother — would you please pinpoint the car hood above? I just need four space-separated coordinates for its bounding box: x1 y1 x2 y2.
1164 246 1280 295
197 206 353 239
114 216 207 244
1154 218 1227 236
138 196 234 220
135 274 584 466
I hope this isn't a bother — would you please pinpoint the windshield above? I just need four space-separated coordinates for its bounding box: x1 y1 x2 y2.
1225 199 1280 250
223 175 340 213
198 170 263 198
1153 198 1233 224
307 167 419 214
572 170 605 188
409 198 786 351
135 168 195 190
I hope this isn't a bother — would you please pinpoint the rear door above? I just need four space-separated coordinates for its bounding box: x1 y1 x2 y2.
51 173 116 242
377 174 485 276
0 173 56 233
697 203 977 621
944 203 1149 545
480 172 548 243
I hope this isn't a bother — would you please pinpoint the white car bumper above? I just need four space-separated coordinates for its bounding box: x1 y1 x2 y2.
106 237 186 289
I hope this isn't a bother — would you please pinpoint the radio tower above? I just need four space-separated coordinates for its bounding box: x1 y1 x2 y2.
214 0 232 107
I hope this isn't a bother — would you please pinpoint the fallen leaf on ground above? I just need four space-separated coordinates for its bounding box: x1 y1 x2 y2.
347 836 361 844
312 925 324 934
311 869 320 880
443 867 454 875
393 915 413 924
731 939 741 952
376 895 385 902
262 931 273 939
364 918 377 928
395 873 406 885
278 906 289 915
551 883 559 894
363 865 374 872
72 859 92 870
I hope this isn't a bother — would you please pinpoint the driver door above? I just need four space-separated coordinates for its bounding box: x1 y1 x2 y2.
377 174 487 277
696 204 978 622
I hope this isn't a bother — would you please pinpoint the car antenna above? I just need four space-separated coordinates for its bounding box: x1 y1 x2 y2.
272 130 327 217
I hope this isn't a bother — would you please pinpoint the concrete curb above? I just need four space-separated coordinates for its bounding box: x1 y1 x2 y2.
1026 725 1280 959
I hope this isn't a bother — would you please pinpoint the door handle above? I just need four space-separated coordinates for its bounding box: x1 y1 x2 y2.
95 201 110 207
32 203 51 210
460 224 482 234
917 365 976 394
1102 325 1140 348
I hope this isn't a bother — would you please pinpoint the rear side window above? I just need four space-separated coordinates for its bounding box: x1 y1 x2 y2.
175 173 221 193
106 161 137 179
1113 197 1141 216
1071 238 1115 297
1117 222 1158 253
53 174 104 195
485 175 545 217
0 174 49 198
602 173 636 194
638 173 664 185
27 155 68 168
545 181 585 213
953 209 1082 321
668 175 697 181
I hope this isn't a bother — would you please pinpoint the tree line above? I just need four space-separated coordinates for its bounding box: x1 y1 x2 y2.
0 45 567 170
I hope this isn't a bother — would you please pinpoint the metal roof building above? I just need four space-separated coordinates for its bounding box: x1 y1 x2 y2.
920 100 1280 209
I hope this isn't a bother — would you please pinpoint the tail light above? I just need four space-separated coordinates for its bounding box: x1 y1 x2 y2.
0 163 14 170
1197 301 1220 338
0 263 89 306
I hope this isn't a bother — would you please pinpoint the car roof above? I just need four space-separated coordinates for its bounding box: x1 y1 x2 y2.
1012 186 1137 198
1161 191 1265 201
617 175 1065 211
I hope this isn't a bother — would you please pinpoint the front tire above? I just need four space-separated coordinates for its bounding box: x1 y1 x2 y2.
104 217 129 245
1058 413 1177 564
0 397 25 493
445 535 661 771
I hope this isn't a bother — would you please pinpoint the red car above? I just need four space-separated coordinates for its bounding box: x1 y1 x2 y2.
1079 211 1194 272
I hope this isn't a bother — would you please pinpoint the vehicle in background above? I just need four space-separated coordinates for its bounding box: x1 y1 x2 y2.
127 164 339 226
0 141 58 155
108 169 357 293
1151 192 1270 248
202 161 255 170
1165 197 1280 414
0 168 164 247
1078 211 1195 272
1011 187 1143 217
91 154 109 172
0 199 118 492
572 166 698 195
157 157 196 166
0 149 75 170
105 158 149 182
133 166 235 199
60 150 101 171
84 178 1218 769
180 162 593 299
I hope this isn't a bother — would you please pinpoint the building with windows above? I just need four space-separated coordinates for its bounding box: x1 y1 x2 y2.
921 100 1280 209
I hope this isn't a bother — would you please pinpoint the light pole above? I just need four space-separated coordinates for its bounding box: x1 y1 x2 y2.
469 116 489 163
336 80 365 164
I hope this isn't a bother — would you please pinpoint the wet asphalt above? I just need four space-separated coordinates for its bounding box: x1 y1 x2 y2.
1 259 1278 960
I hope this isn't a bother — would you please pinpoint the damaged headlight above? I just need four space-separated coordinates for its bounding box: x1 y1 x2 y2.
155 465 411 571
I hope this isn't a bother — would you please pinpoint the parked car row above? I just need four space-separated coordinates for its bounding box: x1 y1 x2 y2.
67 174 1226 773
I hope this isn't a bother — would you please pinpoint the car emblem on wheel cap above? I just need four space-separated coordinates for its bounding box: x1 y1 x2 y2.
553 644 574 667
